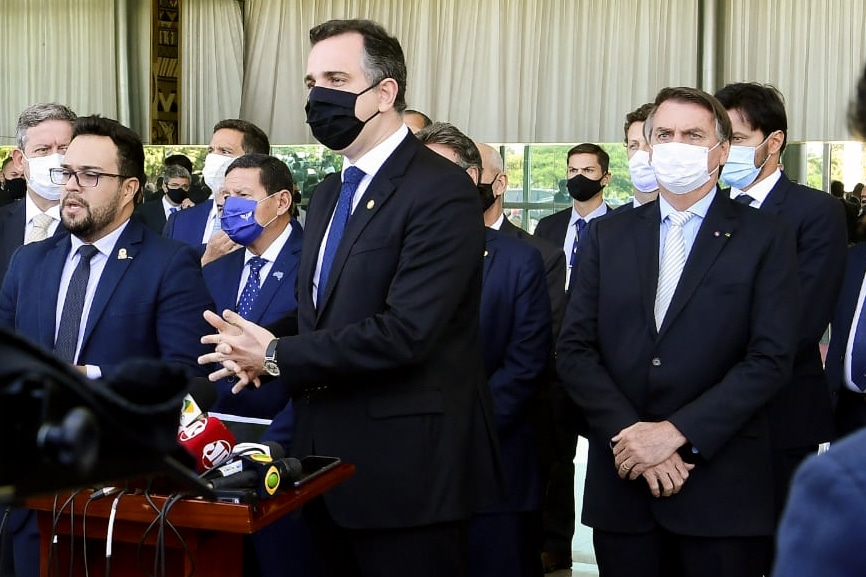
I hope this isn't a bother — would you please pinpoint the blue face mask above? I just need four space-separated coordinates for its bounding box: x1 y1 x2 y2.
721 134 772 190
220 194 278 246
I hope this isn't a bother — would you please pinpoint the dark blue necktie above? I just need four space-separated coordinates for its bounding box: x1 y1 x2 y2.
237 256 267 319
55 244 99 363
318 166 366 304
850 299 866 391
570 218 587 267
734 193 755 206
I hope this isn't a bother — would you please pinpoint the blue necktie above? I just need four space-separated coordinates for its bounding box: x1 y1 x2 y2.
55 245 99 363
169 207 179 214
237 256 267 319
850 299 866 391
318 166 366 304
570 218 587 267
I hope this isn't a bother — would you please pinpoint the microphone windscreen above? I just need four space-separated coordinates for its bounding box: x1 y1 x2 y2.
177 416 235 472
187 377 219 414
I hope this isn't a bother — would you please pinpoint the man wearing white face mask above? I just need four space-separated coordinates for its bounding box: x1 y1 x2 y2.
715 83 847 567
558 86 800 577
616 102 660 212
0 103 76 283
164 118 270 266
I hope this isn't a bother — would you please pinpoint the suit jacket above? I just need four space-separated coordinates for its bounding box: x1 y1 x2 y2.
134 198 171 234
270 133 502 529
726 173 847 447
202 220 303 440
772 427 866 577
0 199 64 285
557 191 799 536
534 203 611 288
0 218 214 379
164 199 213 255
826 242 866 409
499 216 566 336
479 228 551 512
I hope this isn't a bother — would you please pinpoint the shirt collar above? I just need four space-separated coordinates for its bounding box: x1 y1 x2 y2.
342 125 410 181
729 168 781 206
245 219 293 265
25 192 61 223
659 188 716 222
489 213 505 230
69 220 131 259
571 202 607 226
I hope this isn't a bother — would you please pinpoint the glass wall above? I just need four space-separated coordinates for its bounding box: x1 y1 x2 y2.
3 141 864 228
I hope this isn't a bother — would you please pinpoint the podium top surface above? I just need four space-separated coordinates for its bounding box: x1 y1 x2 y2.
26 462 355 534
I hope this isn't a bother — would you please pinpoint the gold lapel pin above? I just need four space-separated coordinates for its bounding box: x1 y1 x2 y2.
366 199 375 210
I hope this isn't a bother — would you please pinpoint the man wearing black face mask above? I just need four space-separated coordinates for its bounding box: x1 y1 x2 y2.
198 20 502 577
532 141 609 573
134 163 191 233
535 143 611 293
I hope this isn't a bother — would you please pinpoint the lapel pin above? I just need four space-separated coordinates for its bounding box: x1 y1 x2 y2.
273 271 284 281
366 199 375 210
117 248 132 260
484 249 489 257
724 232 732 237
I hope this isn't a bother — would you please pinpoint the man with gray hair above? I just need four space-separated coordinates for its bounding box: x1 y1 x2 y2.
418 122 552 577
135 163 192 233
0 102 77 282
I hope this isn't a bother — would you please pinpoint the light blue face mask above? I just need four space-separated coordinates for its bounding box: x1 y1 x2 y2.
721 134 772 190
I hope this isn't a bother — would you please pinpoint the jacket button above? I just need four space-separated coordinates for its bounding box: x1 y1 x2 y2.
651 357 662 367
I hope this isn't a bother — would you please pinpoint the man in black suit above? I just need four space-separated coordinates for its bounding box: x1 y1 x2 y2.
557 86 800 577
198 19 501 577
0 103 77 283
714 83 847 527
532 142 611 572
134 163 191 233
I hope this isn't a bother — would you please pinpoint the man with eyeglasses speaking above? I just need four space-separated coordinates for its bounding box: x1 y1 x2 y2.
0 114 213 577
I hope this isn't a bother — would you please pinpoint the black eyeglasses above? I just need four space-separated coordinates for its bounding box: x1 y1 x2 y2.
49 168 133 188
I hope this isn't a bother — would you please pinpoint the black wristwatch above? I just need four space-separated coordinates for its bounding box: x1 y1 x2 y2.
263 338 280 377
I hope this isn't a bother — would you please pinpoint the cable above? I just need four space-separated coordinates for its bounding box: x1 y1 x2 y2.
48 490 80 577
81 497 93 577
0 506 11 573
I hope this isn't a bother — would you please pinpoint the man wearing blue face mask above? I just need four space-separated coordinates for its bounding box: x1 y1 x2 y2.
201 153 311 577
715 83 847 567
558 86 801 577
0 103 76 284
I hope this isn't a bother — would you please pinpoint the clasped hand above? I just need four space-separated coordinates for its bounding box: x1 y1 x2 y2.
198 309 274 393
611 421 692 496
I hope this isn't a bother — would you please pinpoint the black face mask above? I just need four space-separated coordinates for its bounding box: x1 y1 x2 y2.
164 186 188 205
305 84 381 151
478 182 497 212
566 173 604 202
4 177 26 201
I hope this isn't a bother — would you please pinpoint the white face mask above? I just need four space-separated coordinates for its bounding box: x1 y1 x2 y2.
650 141 721 195
24 152 64 201
628 150 659 193
202 153 235 194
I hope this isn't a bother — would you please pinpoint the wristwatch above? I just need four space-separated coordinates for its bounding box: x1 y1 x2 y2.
263 338 280 377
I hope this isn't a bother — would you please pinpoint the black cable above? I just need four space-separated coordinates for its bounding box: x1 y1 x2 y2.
158 494 196 577
48 490 80 577
81 497 93 577
137 487 162 577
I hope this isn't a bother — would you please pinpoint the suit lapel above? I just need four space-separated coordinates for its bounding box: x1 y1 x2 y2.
37 234 72 348
212 250 245 312
250 221 302 323
482 230 497 287
635 204 661 335
657 192 738 337
759 172 791 217
1 203 26 262
81 221 143 347
315 135 415 318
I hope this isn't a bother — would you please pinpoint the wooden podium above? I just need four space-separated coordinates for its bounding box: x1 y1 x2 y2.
26 463 354 577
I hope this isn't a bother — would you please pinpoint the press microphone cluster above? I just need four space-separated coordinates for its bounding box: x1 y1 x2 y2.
177 378 235 473
207 453 302 499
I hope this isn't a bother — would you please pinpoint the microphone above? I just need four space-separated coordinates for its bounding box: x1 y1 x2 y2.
205 441 285 480
208 455 302 498
177 416 235 472
179 377 219 427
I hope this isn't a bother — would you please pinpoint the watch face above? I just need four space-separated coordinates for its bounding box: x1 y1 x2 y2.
264 360 280 377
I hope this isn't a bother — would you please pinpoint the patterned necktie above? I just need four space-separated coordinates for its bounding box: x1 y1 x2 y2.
734 193 755 206
55 245 100 363
318 166 366 305
26 213 54 244
210 210 222 238
169 206 179 215
237 256 267 319
570 218 587 267
654 211 695 330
